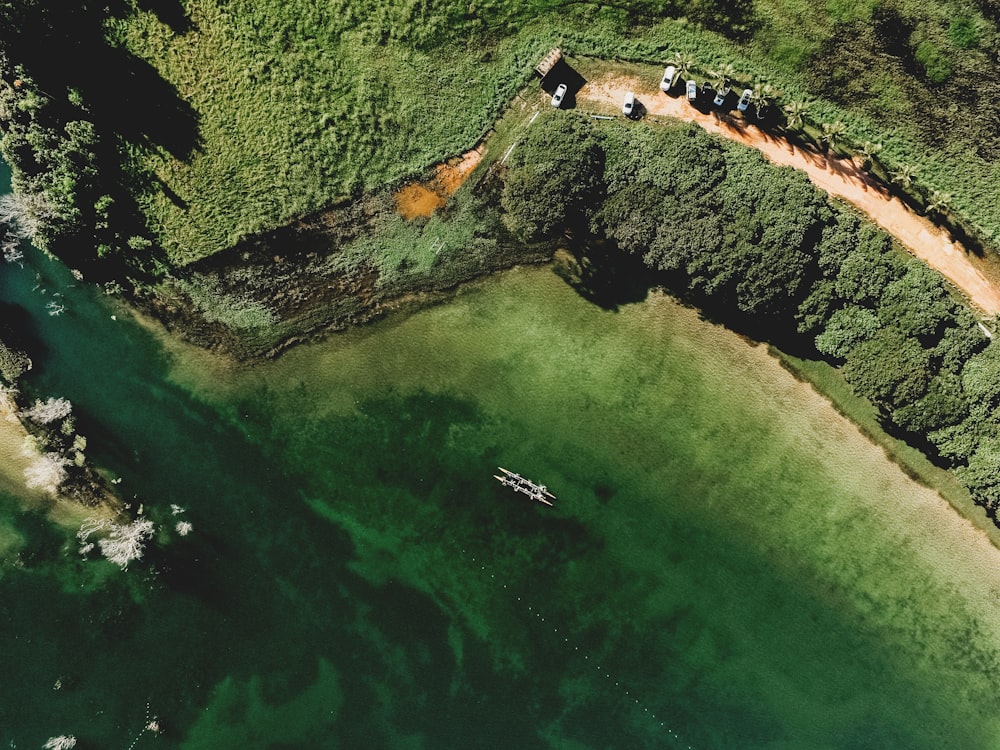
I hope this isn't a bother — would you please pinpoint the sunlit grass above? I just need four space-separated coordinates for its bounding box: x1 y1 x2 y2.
113 0 1000 267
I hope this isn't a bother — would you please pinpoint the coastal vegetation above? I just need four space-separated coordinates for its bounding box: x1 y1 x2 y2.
3 1 1000 523
5 4 1000 745
499 112 1000 520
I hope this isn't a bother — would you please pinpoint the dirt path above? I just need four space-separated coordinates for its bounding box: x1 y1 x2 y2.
395 144 485 220
576 73 1000 316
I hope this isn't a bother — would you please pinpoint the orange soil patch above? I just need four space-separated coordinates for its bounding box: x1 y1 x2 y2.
395 183 445 219
395 145 485 220
577 74 1000 316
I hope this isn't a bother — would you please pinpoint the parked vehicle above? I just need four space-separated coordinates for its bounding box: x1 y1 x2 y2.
737 88 753 112
686 79 697 100
660 65 676 92
551 83 567 108
701 81 714 99
713 86 730 107
622 91 636 117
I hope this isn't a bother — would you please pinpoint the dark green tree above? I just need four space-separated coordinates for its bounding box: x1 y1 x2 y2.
892 373 968 435
500 114 605 243
814 304 882 359
833 225 902 304
961 338 1000 409
959 438 1000 515
877 262 957 342
843 325 932 409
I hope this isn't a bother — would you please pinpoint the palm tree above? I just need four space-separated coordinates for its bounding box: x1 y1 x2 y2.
820 120 847 154
671 52 696 82
782 99 809 131
751 83 777 109
710 62 737 93
925 189 952 216
859 140 883 170
890 163 919 190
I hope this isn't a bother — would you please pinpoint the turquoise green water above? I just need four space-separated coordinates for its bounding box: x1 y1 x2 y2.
4 167 1000 747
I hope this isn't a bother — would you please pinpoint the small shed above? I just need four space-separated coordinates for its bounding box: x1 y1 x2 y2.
535 48 563 79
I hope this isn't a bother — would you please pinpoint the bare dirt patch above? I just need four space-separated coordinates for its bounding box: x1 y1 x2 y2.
395 145 485 220
578 73 1000 316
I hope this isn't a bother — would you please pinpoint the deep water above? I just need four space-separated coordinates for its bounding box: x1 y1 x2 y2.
3 172 1000 748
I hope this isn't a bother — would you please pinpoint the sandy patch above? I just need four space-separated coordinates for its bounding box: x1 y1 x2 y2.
577 73 1000 315
0 392 119 527
395 145 485 220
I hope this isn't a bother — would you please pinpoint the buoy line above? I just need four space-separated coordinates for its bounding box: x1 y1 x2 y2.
463 547 697 749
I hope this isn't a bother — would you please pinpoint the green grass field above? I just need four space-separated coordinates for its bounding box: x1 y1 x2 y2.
108 0 1000 267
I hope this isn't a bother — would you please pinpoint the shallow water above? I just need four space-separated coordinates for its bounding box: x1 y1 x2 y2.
2 178 1000 748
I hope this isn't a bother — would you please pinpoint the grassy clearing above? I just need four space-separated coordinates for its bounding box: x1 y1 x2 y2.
113 2 578 265
107 0 1000 270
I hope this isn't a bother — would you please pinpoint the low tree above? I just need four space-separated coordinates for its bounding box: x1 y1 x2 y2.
889 163 919 190
958 438 1000 515
814 304 882 359
782 99 809 131
859 140 883 170
500 115 605 243
892 373 968 434
877 262 956 341
843 325 932 410
925 189 952 216
961 337 1000 409
750 82 779 117
671 51 696 82
710 63 738 93
820 120 847 154
833 225 900 304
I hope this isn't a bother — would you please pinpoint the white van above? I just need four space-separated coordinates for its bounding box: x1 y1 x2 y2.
737 88 753 112
551 83 567 108
622 91 635 117
660 66 676 92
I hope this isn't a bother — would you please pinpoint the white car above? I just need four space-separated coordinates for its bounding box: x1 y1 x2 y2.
551 83 567 108
713 86 730 107
622 91 635 117
737 88 753 112
660 65 676 92
686 80 697 100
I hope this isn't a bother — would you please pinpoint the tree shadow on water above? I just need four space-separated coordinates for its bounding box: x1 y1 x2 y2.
553 239 654 311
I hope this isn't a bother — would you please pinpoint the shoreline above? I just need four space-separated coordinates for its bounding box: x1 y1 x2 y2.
0 392 120 526
633 288 1000 562
146 260 1000 565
